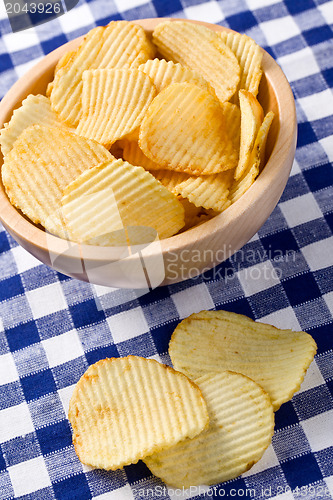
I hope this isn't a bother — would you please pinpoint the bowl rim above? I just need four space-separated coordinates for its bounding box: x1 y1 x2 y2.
0 18 297 264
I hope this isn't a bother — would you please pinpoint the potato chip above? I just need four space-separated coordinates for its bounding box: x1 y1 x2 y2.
177 198 203 231
144 371 274 487
76 69 156 148
219 31 263 100
68 356 209 470
235 90 264 180
169 310 317 410
0 94 73 157
122 140 163 172
138 58 211 94
1 125 112 238
139 82 237 175
221 101 241 152
153 21 240 103
49 21 155 126
151 169 190 192
61 158 185 244
230 110 274 203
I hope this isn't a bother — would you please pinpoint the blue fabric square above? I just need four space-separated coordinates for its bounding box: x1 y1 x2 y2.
314 115 333 141
281 454 323 489
117 333 157 358
229 240 266 270
0 274 24 302
0 448 6 471
40 33 68 54
215 476 248 496
261 229 299 259
325 212 333 233
0 381 24 410
205 273 244 305
53 473 91 499
280 173 309 202
282 273 321 306
285 0 316 15
272 35 306 58
36 310 74 340
86 468 127 496
0 471 14 499
303 26 332 46
315 447 333 477
13 342 49 377
125 461 151 484
272 425 311 462
5 320 40 351
44 447 83 483
304 163 333 192
152 0 183 16
275 401 299 431
53 356 88 390
150 321 178 356
0 53 12 72
36 420 72 455
297 122 318 147
0 231 10 253
292 73 327 98
323 67 333 87
244 466 287 498
85 344 119 365
70 299 106 329
1 432 41 467
29 392 66 430
226 10 257 32
21 369 56 402
292 385 333 420
248 285 290 318
142 298 179 329
309 323 333 354
21 266 58 292
293 218 332 247
217 298 254 319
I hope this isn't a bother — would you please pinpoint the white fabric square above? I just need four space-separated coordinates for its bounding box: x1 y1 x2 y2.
279 193 322 228
114 0 148 11
106 307 149 343
242 445 279 476
59 4 94 33
290 159 302 176
95 485 134 500
298 89 333 122
3 28 39 52
184 2 224 23
11 246 41 274
319 2 333 25
298 359 325 393
301 409 333 452
26 282 67 319
0 403 34 442
278 47 320 82
323 291 333 315
15 57 43 78
246 0 280 9
0 353 19 385
58 384 76 418
8 456 51 497
258 306 301 331
326 477 333 498
43 329 84 368
171 283 214 319
260 16 300 45
237 260 281 296
319 135 333 162
301 236 333 272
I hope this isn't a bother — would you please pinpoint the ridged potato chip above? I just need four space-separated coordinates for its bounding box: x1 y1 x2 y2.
49 21 155 126
219 31 263 100
230 110 274 203
1 125 112 238
144 371 274 487
138 58 211 94
68 356 209 470
0 94 73 156
170 310 317 410
61 158 185 244
153 21 240 103
122 139 162 171
235 89 264 180
76 69 156 148
139 82 237 175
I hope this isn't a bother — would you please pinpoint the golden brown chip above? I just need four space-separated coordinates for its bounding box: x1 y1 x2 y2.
76 69 156 148
229 110 274 203
69 356 209 470
1 125 112 237
219 31 263 100
122 139 162 171
145 371 274 487
235 89 264 180
138 58 211 94
139 82 237 175
170 310 317 411
0 94 73 157
153 21 240 103
61 158 185 244
49 21 155 127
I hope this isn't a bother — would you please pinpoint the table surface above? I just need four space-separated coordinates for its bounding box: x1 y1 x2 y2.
0 1 332 499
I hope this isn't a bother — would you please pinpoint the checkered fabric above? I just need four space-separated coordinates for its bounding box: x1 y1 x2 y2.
0 0 332 498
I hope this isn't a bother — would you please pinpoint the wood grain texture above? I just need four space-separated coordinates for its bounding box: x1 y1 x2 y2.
0 18 297 287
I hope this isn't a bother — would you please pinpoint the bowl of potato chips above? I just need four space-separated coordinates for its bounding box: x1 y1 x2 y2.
0 18 296 287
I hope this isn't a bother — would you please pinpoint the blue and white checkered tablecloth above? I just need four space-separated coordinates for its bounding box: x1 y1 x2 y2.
0 0 332 498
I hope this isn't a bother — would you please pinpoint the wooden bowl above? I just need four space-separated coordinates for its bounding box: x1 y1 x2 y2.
0 18 296 288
